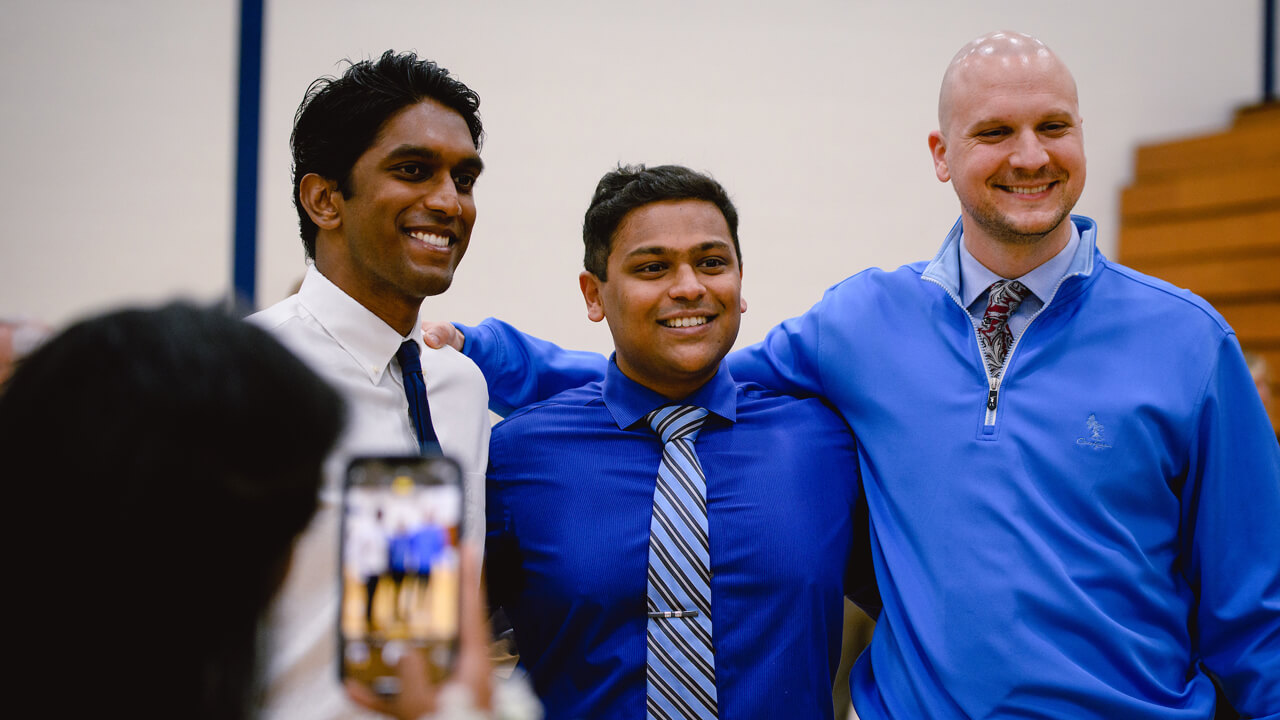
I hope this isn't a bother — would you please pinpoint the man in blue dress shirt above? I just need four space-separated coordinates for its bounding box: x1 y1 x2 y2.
431 32 1280 719
484 164 871 719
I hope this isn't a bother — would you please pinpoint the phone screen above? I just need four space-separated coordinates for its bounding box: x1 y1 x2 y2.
339 455 463 695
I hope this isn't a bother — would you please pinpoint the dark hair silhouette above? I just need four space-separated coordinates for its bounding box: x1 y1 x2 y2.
0 302 345 719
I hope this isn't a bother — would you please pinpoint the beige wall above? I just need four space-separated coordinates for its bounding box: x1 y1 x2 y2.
1 0 1270 354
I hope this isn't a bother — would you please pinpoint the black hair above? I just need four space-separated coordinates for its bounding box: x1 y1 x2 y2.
291 50 483 258
582 164 740 279
0 302 345 719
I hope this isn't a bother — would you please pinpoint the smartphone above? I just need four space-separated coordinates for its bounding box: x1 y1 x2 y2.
339 455 464 695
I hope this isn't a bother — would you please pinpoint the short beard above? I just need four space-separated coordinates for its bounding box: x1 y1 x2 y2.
966 201 1072 247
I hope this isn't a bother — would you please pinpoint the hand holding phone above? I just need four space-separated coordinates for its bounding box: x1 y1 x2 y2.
339 455 464 696
344 543 495 719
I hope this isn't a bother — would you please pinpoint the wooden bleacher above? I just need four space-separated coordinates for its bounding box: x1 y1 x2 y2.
1119 102 1280 434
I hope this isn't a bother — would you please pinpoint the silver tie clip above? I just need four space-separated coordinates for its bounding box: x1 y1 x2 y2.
647 609 700 619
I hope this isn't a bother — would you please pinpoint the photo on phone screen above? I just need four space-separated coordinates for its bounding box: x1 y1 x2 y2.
339 455 463 695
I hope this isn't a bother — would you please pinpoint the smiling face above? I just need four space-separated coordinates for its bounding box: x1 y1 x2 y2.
308 98 482 334
580 199 745 400
928 34 1085 265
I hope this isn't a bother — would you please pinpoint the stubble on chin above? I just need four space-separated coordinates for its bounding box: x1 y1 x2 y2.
968 202 1072 248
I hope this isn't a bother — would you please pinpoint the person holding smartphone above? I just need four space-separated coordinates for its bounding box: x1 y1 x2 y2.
0 303 342 720
0 303 532 720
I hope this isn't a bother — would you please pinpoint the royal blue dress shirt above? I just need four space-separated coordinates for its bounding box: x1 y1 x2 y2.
486 358 871 720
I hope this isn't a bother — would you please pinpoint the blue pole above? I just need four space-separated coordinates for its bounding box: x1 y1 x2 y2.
1265 0 1276 102
232 0 265 312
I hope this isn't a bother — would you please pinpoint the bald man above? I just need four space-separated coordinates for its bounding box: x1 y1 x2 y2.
432 31 1280 719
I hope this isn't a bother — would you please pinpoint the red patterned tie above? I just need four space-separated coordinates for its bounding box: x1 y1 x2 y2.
978 280 1030 375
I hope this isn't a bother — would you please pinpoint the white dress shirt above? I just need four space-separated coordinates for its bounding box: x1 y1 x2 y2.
250 264 490 720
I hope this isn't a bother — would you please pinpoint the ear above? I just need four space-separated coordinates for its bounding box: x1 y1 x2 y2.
579 271 606 323
298 173 343 231
928 131 950 183
738 263 747 314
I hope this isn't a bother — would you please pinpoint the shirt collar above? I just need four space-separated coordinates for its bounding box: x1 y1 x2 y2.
296 264 418 383
959 222 1081 309
601 354 739 432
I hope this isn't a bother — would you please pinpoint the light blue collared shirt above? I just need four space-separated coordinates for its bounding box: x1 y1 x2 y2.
959 223 1081 340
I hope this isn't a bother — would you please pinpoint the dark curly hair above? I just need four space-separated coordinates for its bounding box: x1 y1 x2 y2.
582 164 740 279
291 50 483 258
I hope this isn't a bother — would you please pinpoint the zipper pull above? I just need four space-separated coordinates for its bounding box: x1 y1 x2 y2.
987 389 999 411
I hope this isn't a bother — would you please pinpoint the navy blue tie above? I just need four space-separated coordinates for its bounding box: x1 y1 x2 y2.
395 340 439 454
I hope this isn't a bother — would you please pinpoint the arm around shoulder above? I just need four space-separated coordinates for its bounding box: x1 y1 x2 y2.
727 285 843 398
452 318 607 416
